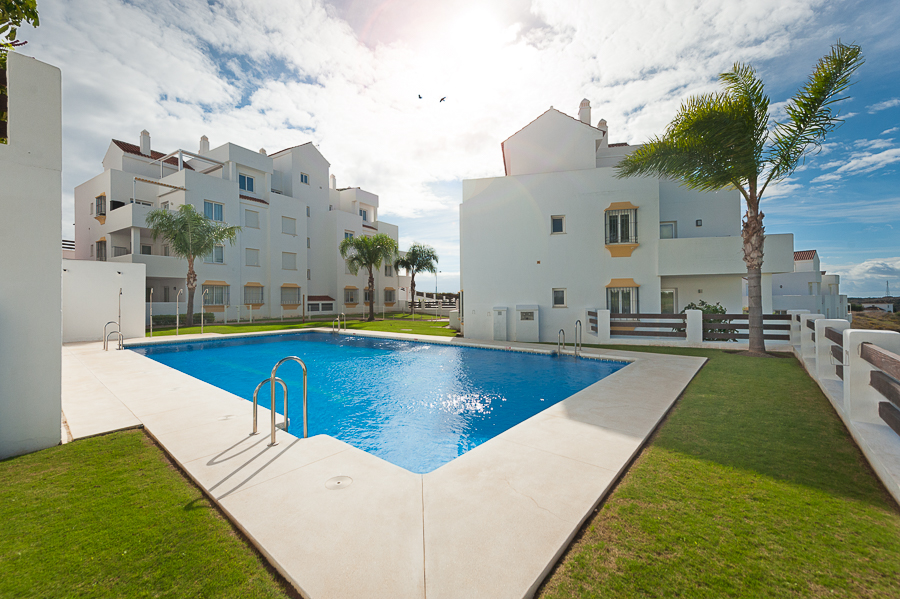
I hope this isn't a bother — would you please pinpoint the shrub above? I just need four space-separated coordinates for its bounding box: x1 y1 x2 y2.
850 303 864 312
676 300 738 341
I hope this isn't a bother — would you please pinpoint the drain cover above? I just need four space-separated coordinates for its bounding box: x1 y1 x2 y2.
325 476 353 490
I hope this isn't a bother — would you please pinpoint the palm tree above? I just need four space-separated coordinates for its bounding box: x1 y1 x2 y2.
394 243 439 317
145 204 240 327
616 42 863 354
339 233 399 322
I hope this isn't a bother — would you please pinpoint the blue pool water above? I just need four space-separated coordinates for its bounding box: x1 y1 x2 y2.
131 333 627 473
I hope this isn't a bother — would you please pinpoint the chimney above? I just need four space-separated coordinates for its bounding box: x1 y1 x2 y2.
330 174 336 189
199 135 209 155
578 99 591 124
597 119 608 148
139 130 151 155
259 148 267 155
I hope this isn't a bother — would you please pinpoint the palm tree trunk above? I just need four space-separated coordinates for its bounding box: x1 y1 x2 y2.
186 257 197 327
409 275 417 317
367 268 375 322
742 192 766 354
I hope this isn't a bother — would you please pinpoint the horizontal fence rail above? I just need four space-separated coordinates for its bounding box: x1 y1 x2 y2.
610 313 686 339
825 327 844 346
587 310 598 333
701 312 790 341
861 342 900 437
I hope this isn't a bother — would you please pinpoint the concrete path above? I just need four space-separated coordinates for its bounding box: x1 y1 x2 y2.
61 331 705 598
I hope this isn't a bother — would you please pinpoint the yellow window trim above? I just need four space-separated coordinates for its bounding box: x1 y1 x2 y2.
605 243 639 258
281 283 300 288
606 278 640 288
244 282 263 287
203 280 229 286
604 201 638 211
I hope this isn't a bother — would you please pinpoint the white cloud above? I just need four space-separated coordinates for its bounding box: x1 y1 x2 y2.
867 98 900 113
883 127 900 135
822 258 900 296
853 138 895 150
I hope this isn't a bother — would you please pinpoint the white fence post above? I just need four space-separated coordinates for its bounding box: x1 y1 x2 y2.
815 318 851 383
686 309 703 345
843 330 900 424
787 309 810 347
597 309 611 344
800 314 824 364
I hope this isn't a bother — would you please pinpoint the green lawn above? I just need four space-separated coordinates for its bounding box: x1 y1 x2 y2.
537 346 900 598
0 430 295 598
146 317 457 338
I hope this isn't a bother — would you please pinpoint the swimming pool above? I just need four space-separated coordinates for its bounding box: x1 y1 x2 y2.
131 332 627 473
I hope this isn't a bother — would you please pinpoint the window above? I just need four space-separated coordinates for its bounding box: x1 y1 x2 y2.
306 206 311 217
661 289 676 314
608 287 639 314
90 244 94 257
205 245 224 264
146 288 152 302
364 289 372 303
96 240 107 262
300 173 309 185
243 285 264 305
344 289 358 304
204 200 223 222
245 209 259 228
140 244 152 255
163 245 170 257
89 202 93 215
321 302 333 311
360 209 368 222
344 231 354 240
239 174 254 192
202 285 230 306
163 287 170 302
282 216 296 235
161 201 169 211
605 209 638 244
282 252 297 270
552 288 566 307
281 287 301 305
659 222 676 239
385 264 393 277
307 269 311 280
551 215 565 234
308 303 320 312
384 289 396 303
246 248 260 267
95 196 106 216
307 237 311 248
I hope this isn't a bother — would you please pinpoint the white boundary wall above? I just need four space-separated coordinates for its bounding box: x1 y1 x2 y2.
0 53 62 459
62 259 146 342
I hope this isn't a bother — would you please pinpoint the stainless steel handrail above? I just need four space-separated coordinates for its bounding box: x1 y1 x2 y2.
267 356 309 445
251 376 288 438
557 329 566 355
105 330 123 351
175 289 183 335
202 289 209 334
340 312 347 330
103 321 118 350
574 319 583 358
332 317 339 333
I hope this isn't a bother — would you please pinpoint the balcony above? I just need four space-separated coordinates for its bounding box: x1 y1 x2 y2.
110 252 185 278
658 233 794 276
103 202 155 233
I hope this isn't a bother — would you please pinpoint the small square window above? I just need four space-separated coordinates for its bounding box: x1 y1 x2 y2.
140 244 152 255
246 248 260 267
282 216 296 235
239 174 254 192
282 252 297 270
204 201 223 222
205 245 224 264
245 209 259 228
551 215 565 234
306 206 311 217
660 222 676 239
300 173 309 185
552 288 566 307
695 219 702 227
360 209 368 222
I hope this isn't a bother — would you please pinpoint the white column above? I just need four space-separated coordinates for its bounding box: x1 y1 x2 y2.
597 309 611 344
686 309 703 345
800 314 824 363
787 309 810 347
815 318 851 383
131 227 140 255
843 330 900 424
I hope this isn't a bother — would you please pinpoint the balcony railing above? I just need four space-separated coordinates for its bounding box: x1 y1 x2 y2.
113 246 129 257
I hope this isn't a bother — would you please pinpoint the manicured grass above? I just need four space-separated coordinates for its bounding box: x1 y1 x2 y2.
538 346 900 598
146 317 457 338
0 430 296 599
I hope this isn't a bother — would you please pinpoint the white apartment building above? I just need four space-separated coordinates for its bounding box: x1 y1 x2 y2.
766 250 849 318
73 132 402 321
460 99 795 342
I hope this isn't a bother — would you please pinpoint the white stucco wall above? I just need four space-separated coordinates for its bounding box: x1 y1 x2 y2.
502 109 603 176
62 259 146 342
0 53 62 459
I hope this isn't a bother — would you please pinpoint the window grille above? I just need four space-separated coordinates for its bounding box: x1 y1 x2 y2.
243 285 264 305
202 285 230 306
607 287 640 314
344 289 358 304
605 209 638 244
384 289 396 303
281 287 301 305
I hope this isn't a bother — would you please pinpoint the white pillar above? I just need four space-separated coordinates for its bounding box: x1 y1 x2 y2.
815 318 851 382
788 309 810 347
800 314 824 363
686 309 703 345
843 330 900 424
597 309 611 344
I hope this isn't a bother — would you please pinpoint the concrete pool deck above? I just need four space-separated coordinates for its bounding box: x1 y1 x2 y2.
62 330 706 599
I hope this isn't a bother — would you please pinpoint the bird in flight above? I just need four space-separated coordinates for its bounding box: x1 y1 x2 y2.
418 95 422 99
440 97 447 102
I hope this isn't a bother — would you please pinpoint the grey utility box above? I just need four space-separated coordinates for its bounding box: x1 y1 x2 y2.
515 304 540 342
492 306 508 341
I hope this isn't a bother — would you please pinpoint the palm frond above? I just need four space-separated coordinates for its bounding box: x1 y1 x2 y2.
761 42 864 194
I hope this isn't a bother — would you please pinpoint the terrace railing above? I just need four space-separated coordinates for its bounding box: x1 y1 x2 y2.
861 342 900 437
702 313 791 342
610 313 687 339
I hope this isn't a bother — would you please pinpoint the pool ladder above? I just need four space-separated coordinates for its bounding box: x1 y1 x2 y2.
557 321 583 358
251 356 308 446
104 321 123 351
331 312 347 333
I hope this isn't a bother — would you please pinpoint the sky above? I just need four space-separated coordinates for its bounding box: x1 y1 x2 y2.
16 0 900 297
